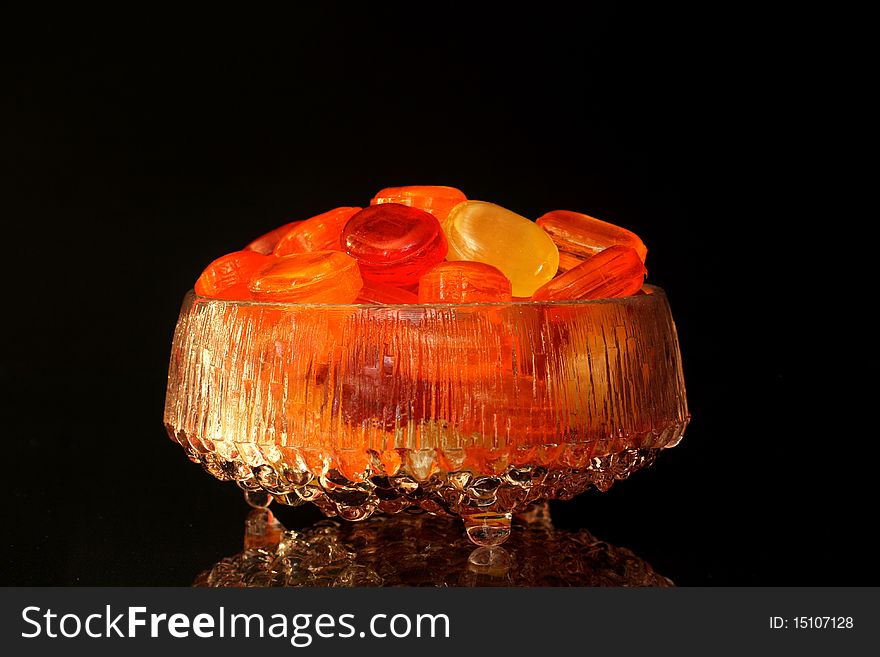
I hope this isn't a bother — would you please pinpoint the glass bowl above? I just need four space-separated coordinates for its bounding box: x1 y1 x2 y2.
164 285 688 545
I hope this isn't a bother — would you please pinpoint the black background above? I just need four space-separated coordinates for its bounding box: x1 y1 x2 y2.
2 6 855 585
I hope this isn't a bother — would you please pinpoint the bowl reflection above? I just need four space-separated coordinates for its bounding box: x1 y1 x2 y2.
194 505 672 587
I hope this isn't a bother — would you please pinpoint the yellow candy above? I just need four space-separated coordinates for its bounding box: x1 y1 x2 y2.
442 201 559 296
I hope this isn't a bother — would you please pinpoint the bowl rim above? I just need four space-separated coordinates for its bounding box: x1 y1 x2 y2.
186 284 667 310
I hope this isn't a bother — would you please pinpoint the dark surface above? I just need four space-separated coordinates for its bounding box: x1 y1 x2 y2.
2 8 854 585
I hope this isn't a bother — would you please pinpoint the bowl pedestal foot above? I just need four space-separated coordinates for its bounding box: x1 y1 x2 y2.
462 511 512 546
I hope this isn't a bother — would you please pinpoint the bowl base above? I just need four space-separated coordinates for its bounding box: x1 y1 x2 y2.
463 512 513 546
218 446 667 546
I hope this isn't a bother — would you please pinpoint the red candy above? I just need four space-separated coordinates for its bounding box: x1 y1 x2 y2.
274 207 361 256
356 280 419 305
371 185 467 222
248 251 363 303
244 221 301 255
342 203 448 287
532 246 646 301
194 251 272 300
418 262 512 303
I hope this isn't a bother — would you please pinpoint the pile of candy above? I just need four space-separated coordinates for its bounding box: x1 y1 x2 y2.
194 186 648 304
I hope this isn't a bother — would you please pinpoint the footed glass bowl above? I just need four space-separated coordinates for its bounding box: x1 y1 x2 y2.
164 285 688 545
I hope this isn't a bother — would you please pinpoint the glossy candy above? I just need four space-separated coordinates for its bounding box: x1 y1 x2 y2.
536 210 647 264
443 201 559 297
248 251 363 303
244 221 301 255
194 251 273 300
274 207 361 256
418 261 512 303
556 251 585 275
342 204 448 287
356 280 419 305
371 185 467 223
199 196 647 306
532 246 646 301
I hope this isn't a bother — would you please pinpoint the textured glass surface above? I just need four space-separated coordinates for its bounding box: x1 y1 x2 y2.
194 508 673 587
164 285 688 522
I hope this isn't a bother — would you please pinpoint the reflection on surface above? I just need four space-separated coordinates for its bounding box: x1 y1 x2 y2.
194 505 672 587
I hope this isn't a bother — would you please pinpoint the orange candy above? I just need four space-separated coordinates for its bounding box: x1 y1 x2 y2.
536 210 648 263
371 185 467 223
244 221 301 255
248 251 363 303
194 251 273 300
532 246 646 301
273 207 361 256
418 261 512 303
555 251 585 275
197 196 650 306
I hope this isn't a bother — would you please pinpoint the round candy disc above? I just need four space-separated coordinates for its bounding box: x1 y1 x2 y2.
195 251 273 300
342 203 448 286
274 207 361 256
370 185 467 222
248 250 363 303
418 261 512 303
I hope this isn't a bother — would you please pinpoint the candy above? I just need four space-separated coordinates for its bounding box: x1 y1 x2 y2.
536 210 647 263
196 193 649 306
194 251 273 300
371 185 467 222
244 221 301 255
273 207 361 256
342 204 448 286
556 251 586 275
248 250 363 303
442 201 559 297
531 246 645 301
356 280 419 305
418 261 512 303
